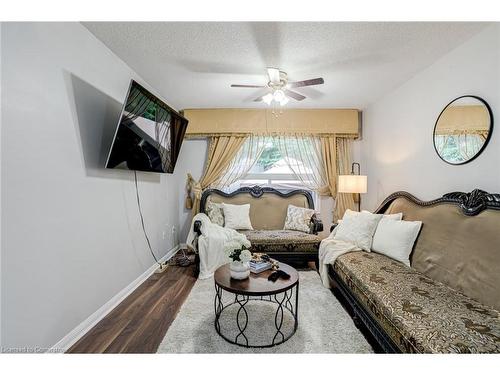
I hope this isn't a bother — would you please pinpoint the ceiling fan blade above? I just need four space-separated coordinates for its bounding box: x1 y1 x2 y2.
231 84 266 88
288 78 324 88
285 89 306 101
267 67 281 84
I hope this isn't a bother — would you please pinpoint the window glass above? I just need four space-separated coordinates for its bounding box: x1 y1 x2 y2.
226 137 318 206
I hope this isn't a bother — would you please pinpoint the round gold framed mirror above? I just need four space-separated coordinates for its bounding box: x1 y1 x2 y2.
433 95 493 165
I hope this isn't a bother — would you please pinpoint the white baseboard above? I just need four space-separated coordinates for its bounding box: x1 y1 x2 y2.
51 245 180 353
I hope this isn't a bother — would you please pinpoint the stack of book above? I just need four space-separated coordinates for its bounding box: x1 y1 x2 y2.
249 258 272 274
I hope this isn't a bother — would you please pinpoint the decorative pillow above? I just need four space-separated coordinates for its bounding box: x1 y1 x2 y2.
222 203 253 230
362 210 403 221
372 219 422 266
342 209 358 219
334 211 382 251
206 201 224 227
330 211 401 241
283 205 315 233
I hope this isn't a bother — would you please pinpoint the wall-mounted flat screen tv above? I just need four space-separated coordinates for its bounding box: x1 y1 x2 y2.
105 80 188 173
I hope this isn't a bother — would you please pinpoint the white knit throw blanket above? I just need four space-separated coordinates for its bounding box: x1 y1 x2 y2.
186 213 251 279
318 231 360 287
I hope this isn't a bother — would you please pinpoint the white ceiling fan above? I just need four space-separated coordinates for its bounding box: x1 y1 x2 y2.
231 67 324 106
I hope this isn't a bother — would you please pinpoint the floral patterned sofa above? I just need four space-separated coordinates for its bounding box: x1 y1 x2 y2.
194 186 324 265
328 189 500 353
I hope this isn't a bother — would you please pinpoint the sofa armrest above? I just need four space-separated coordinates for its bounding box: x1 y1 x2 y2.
310 215 323 235
193 220 202 236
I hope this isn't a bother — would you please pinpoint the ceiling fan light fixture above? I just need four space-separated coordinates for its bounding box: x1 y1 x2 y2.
273 89 286 102
279 96 289 106
231 69 324 107
262 93 274 105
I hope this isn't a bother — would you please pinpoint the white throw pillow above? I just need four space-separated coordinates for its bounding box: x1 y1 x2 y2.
283 205 315 233
330 210 401 240
362 210 403 221
222 203 253 230
371 219 422 266
334 211 382 251
342 209 359 219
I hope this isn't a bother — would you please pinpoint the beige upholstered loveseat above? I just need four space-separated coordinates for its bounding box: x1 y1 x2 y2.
328 189 500 353
193 186 323 265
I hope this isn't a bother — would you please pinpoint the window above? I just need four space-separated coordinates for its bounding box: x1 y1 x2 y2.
224 138 319 205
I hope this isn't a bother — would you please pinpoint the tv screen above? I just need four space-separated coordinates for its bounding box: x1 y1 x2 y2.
105 80 188 173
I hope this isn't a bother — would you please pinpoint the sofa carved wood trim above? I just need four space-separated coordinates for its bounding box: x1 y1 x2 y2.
374 189 500 216
199 185 315 214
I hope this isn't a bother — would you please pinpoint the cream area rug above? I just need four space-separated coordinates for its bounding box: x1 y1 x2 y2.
157 270 373 353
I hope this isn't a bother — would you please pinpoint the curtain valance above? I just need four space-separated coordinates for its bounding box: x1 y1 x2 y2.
182 108 360 137
434 105 489 135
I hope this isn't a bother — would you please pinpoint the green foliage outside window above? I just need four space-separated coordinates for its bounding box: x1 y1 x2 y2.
143 102 157 121
254 137 317 171
257 143 282 171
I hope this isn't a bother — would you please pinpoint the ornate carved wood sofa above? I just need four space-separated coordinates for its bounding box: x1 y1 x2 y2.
328 189 500 353
193 186 323 265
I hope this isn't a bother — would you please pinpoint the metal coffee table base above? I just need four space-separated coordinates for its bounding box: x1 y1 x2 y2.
214 283 299 348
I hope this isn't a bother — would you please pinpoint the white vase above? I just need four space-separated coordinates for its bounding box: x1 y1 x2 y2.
230 261 250 280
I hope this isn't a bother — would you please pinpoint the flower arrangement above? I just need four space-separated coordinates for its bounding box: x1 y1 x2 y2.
224 242 252 263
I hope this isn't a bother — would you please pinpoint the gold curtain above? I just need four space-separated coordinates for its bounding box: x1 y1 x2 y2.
187 135 247 214
334 137 355 221
320 136 338 197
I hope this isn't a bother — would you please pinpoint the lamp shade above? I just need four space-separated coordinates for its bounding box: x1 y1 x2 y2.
338 175 367 194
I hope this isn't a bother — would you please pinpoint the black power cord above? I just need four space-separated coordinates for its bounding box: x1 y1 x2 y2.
133 170 160 266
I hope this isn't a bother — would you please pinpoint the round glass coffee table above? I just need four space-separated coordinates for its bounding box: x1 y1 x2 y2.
213 262 299 348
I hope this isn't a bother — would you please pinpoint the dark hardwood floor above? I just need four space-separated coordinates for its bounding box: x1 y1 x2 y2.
68 264 197 353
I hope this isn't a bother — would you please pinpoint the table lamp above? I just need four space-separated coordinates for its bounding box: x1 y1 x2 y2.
338 162 367 212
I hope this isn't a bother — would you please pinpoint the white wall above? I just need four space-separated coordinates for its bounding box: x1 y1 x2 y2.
176 139 208 242
361 25 500 210
1 23 183 350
